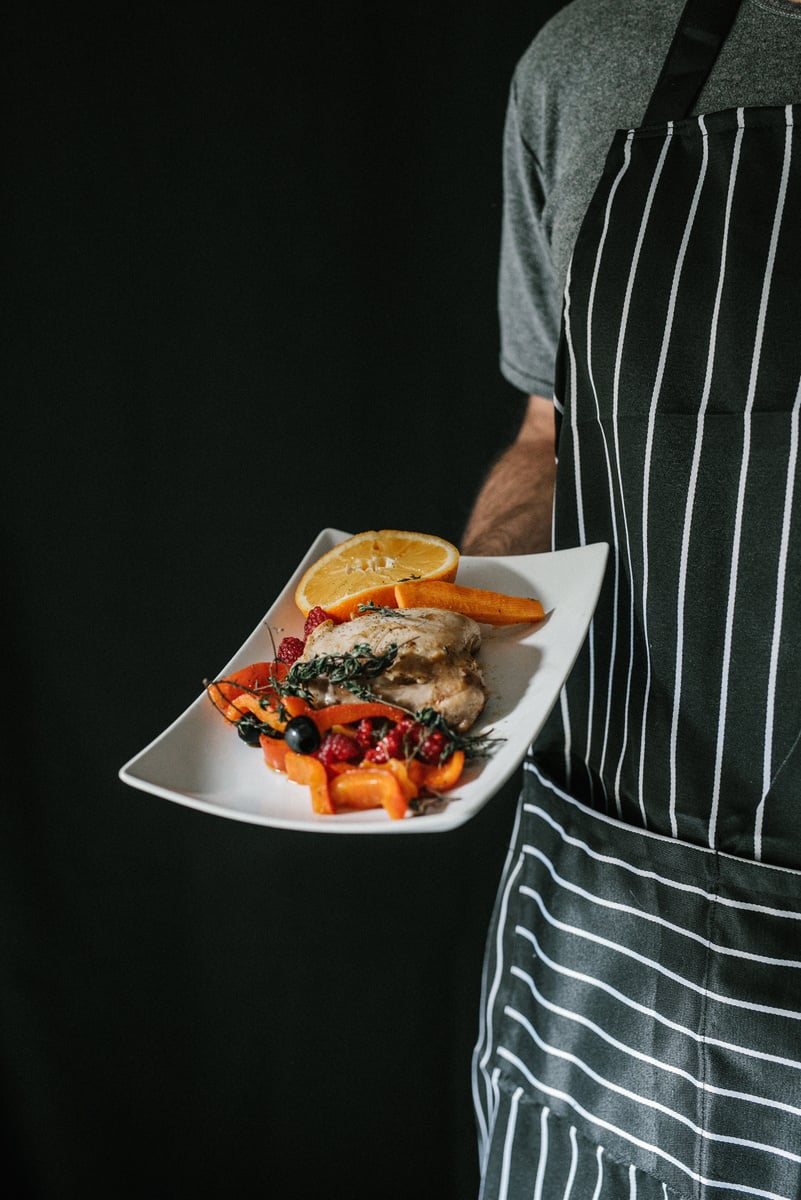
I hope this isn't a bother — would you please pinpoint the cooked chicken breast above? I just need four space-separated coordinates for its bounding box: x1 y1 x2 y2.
298 607 487 733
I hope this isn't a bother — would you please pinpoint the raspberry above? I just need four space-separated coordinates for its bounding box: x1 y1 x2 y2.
276 636 305 665
316 731 362 770
418 730 448 764
364 743 389 764
405 721 425 745
380 725 406 759
355 719 375 748
303 606 338 639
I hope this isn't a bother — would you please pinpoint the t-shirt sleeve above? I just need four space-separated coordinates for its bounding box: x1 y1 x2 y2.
497 76 562 399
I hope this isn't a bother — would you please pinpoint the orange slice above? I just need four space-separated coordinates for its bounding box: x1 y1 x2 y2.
294 529 460 620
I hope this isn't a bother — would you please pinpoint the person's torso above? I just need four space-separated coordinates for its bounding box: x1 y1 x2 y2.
476 13 801 1198
539 2 801 872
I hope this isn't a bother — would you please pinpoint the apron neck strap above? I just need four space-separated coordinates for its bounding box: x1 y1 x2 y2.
641 0 742 125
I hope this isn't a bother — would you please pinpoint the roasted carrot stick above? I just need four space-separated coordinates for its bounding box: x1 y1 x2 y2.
393 580 544 625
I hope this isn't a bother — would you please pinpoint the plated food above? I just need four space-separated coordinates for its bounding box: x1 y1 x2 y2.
118 532 608 833
206 529 545 821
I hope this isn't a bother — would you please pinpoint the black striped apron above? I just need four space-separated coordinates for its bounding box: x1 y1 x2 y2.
473 2 801 1197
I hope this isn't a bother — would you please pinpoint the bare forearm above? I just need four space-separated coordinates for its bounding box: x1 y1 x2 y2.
462 394 556 556
462 441 555 555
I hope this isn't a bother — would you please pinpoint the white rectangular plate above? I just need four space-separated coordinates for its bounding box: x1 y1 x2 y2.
119 530 608 833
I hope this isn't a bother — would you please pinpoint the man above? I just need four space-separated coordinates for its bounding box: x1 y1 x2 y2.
467 1 801 1196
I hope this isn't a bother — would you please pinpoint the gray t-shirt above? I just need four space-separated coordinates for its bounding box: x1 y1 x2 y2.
499 0 801 397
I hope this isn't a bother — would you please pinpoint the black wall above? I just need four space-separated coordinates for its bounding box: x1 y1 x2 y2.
3 5 563 1197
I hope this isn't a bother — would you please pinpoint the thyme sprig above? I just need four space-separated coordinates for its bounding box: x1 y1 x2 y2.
357 601 402 618
204 671 292 725
279 642 400 704
411 707 501 762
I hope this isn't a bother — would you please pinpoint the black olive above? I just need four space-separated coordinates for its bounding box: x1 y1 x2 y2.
284 715 321 755
237 716 263 745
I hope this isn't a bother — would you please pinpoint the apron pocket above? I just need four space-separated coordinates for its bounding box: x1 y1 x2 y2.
477 763 801 1200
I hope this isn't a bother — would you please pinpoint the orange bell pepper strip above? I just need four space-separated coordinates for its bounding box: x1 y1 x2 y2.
221 692 288 727
363 757 419 802
284 749 334 814
327 760 360 777
408 749 465 793
207 661 289 713
393 580 545 626
329 768 409 820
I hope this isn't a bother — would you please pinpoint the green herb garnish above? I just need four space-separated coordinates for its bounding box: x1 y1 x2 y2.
411 707 500 762
278 642 400 704
357 601 403 618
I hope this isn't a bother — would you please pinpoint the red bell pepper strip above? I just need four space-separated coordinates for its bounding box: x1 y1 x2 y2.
308 701 407 734
259 732 289 773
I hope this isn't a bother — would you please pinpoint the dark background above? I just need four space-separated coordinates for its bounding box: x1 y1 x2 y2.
3 4 562 1196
